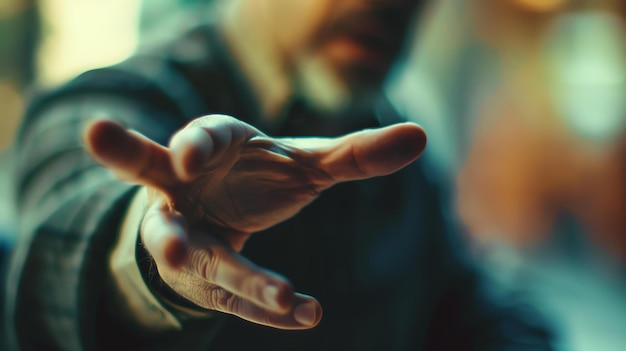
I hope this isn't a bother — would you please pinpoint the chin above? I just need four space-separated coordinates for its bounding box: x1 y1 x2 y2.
342 64 388 93
293 52 389 115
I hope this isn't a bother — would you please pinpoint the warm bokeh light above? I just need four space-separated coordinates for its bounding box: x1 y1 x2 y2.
512 0 568 13
36 0 141 86
0 0 29 19
0 81 23 151
392 2 626 347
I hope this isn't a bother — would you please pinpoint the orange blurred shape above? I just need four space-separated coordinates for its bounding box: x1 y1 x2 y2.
512 0 568 13
0 81 24 151
457 101 626 260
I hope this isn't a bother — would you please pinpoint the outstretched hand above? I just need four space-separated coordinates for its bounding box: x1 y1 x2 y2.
84 114 426 330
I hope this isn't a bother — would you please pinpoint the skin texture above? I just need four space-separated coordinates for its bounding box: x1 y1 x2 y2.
84 116 426 329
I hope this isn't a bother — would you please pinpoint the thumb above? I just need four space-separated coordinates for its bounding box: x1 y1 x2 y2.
320 122 427 182
141 197 190 269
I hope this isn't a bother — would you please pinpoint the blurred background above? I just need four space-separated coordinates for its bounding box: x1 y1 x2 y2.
0 1 624 350
391 1 626 350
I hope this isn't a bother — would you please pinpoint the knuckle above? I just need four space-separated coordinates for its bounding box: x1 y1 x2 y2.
258 311 274 326
188 246 221 282
348 144 367 177
188 114 233 127
204 286 237 312
303 183 322 197
241 271 265 296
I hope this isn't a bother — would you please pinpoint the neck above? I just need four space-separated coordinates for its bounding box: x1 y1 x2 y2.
293 54 352 115
219 2 293 125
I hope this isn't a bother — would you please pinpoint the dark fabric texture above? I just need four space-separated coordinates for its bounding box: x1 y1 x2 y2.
5 22 553 351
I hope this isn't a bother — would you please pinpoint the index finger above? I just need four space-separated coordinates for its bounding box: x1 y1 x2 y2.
83 119 178 190
185 236 296 314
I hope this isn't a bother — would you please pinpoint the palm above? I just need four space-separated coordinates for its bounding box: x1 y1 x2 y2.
180 137 330 234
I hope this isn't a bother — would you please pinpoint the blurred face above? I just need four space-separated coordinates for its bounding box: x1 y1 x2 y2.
251 0 422 96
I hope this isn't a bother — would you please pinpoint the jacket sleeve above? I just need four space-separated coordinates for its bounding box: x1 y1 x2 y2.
4 88 222 351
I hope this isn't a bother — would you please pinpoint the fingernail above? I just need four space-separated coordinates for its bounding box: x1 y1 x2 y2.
263 285 281 309
294 302 317 326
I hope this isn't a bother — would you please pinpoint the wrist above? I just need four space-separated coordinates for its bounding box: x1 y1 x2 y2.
136 236 213 320
108 188 183 331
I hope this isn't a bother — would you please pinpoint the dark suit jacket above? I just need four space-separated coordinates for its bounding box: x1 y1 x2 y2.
5 21 552 351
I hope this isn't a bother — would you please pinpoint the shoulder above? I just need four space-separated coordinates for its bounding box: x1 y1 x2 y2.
26 22 227 124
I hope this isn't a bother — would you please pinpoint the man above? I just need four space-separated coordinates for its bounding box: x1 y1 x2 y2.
5 0 552 350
